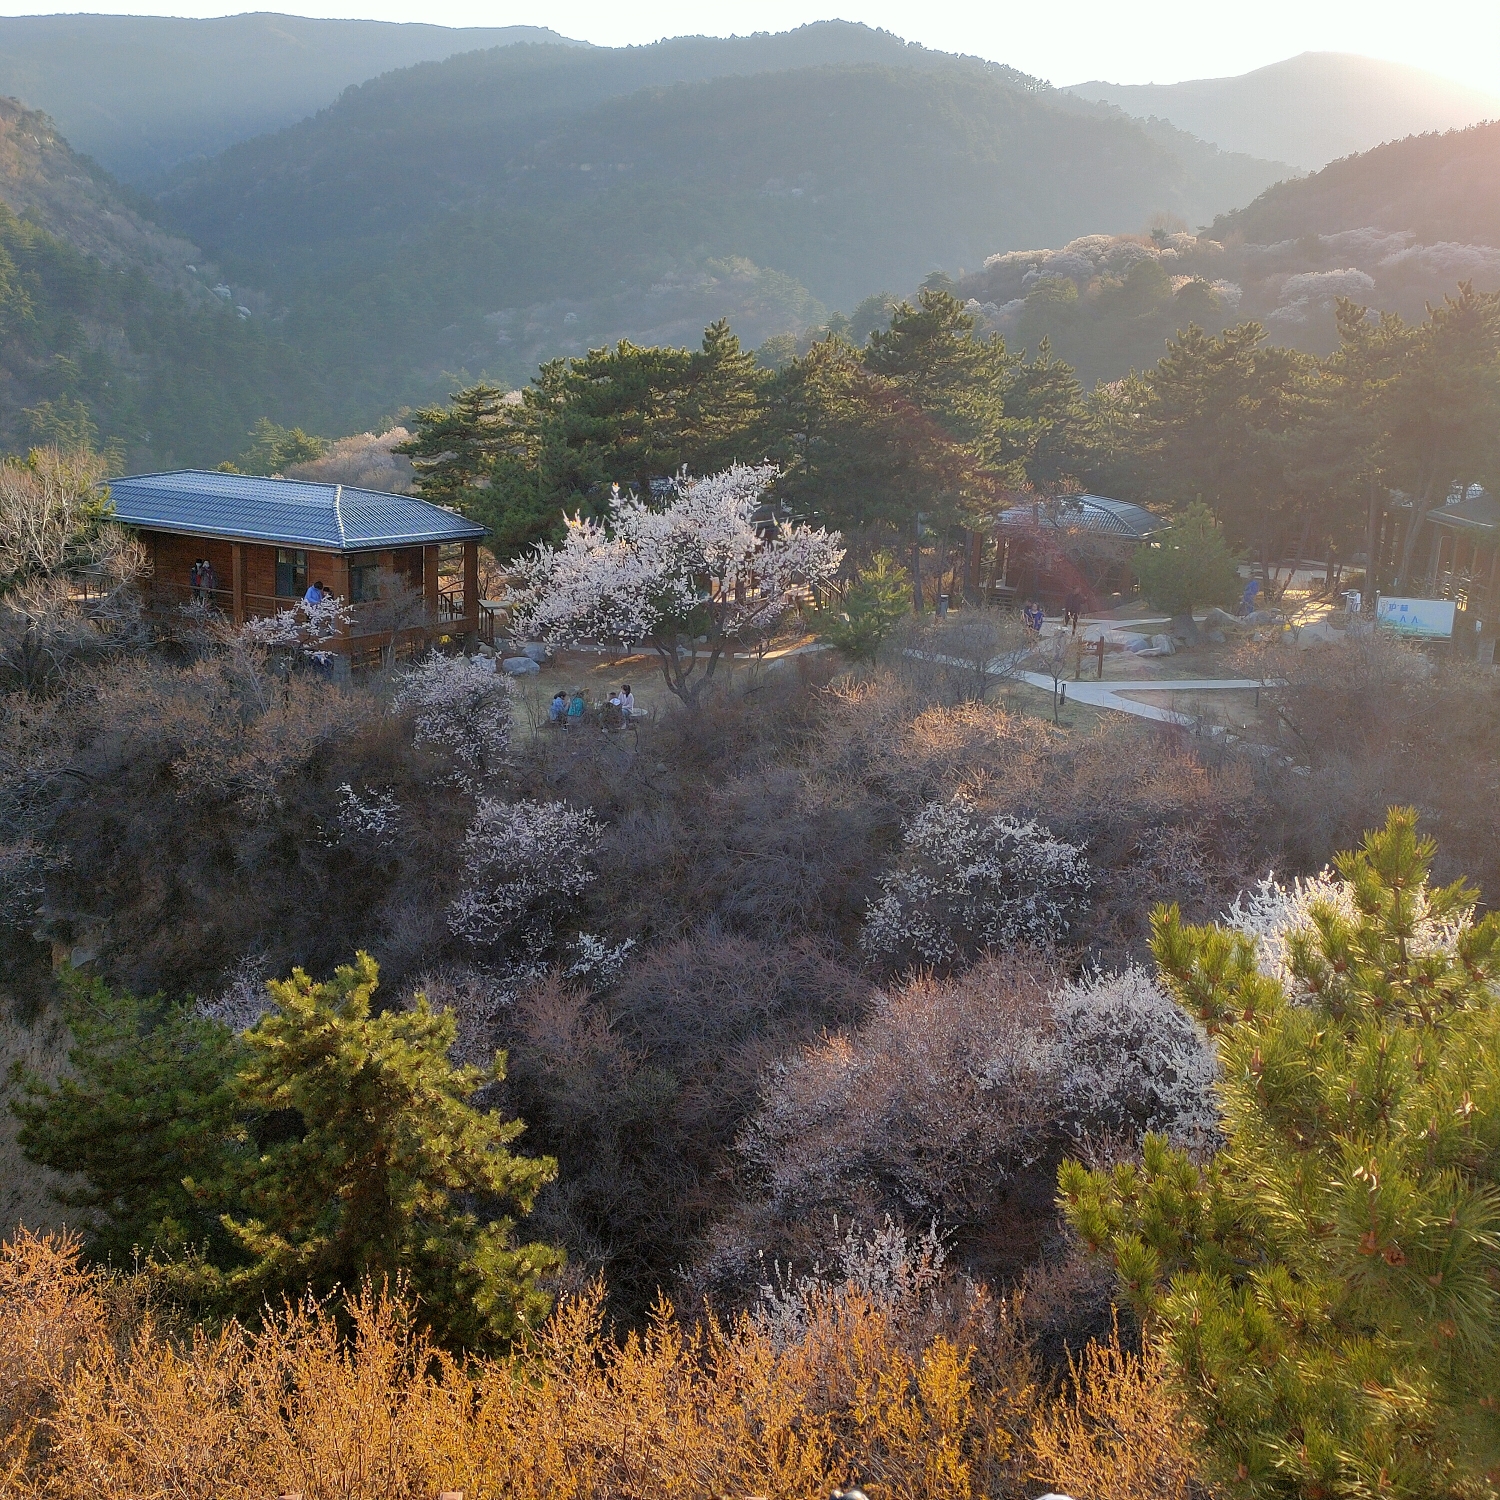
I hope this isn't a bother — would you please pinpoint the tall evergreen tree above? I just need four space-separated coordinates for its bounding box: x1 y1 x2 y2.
203 952 561 1347
1060 809 1500 1499
398 383 513 508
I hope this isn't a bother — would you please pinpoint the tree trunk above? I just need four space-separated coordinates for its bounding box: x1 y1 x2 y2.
1364 479 1380 611
911 512 924 614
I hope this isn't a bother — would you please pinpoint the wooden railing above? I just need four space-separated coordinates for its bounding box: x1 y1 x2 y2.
148 579 485 646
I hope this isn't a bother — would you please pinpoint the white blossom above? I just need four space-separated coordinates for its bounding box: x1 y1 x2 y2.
241 594 354 653
507 463 842 703
754 1219 949 1345
1221 867 1466 998
861 793 1092 968
195 953 272 1032
1048 966 1220 1148
449 797 603 946
564 930 635 987
329 783 401 847
393 651 511 786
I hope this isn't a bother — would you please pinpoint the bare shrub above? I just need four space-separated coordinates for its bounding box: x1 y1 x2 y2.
1238 633 1500 896
713 952 1221 1304
0 647 476 996
283 427 416 493
892 610 1032 702
735 954 1059 1242
501 933 871 1319
1029 1324 1207 1500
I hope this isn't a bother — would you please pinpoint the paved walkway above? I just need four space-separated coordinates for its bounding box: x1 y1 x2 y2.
1015 672 1269 725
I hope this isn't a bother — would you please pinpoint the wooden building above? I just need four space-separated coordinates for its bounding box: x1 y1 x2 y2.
1421 487 1500 621
973 493 1160 608
107 469 487 658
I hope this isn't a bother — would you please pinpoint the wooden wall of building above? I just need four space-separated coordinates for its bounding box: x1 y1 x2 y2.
140 531 478 650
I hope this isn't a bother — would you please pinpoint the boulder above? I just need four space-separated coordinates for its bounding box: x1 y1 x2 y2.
521 642 550 663
1151 633 1176 654
502 656 541 676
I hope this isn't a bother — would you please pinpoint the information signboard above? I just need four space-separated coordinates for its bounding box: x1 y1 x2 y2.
1375 596 1456 638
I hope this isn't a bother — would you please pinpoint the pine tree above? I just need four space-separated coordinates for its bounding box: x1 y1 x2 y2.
399 383 513 507
1059 809 1500 1499
11 972 243 1266
1132 501 1241 627
203 952 562 1347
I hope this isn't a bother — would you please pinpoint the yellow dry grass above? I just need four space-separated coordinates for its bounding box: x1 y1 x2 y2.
0 1229 1213 1500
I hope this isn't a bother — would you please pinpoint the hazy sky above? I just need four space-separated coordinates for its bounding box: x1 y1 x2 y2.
4 0 1498 94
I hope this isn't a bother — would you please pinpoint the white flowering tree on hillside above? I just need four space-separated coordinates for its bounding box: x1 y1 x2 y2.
861 792 1093 970
508 464 843 708
394 651 512 789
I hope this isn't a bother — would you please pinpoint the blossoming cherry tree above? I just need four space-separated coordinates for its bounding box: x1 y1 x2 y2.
509 464 843 707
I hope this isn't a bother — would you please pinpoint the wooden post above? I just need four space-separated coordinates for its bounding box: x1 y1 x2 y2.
231 542 245 626
424 545 439 624
463 540 479 650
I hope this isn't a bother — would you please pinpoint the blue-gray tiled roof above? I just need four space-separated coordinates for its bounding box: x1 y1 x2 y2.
998 493 1160 539
105 470 486 551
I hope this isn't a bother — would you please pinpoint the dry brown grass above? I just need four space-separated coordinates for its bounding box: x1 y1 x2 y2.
0 1229 1051 1500
1029 1323 1216 1500
0 1228 1220 1500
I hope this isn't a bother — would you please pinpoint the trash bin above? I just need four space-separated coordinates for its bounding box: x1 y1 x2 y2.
936 594 949 618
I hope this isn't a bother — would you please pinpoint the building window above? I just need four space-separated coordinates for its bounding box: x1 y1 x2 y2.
275 548 308 598
349 556 381 603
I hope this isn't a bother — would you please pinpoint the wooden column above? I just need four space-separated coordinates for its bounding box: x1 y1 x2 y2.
462 540 479 650
231 542 245 626
424 545 439 620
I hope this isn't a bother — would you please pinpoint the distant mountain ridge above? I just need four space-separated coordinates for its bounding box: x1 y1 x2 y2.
1211 120 1500 248
1065 52 1500 170
151 23 1292 427
0 13 583 179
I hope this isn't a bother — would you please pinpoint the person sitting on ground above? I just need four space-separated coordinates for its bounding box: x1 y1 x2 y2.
304 579 326 607
548 691 567 725
619 683 635 718
566 690 587 726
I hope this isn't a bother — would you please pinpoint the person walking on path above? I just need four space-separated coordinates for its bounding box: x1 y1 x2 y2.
1064 590 1084 633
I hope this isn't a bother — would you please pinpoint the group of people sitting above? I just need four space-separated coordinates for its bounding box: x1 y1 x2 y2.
548 684 636 729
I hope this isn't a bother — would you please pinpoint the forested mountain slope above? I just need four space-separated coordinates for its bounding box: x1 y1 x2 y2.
1211 120 1500 247
0 13 579 180
0 98 317 464
1066 52 1500 171
154 26 1290 424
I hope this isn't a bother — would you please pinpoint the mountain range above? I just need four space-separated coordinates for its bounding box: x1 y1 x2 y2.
144 24 1291 428
1065 52 1500 171
0 13 580 179
0 18 1496 466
